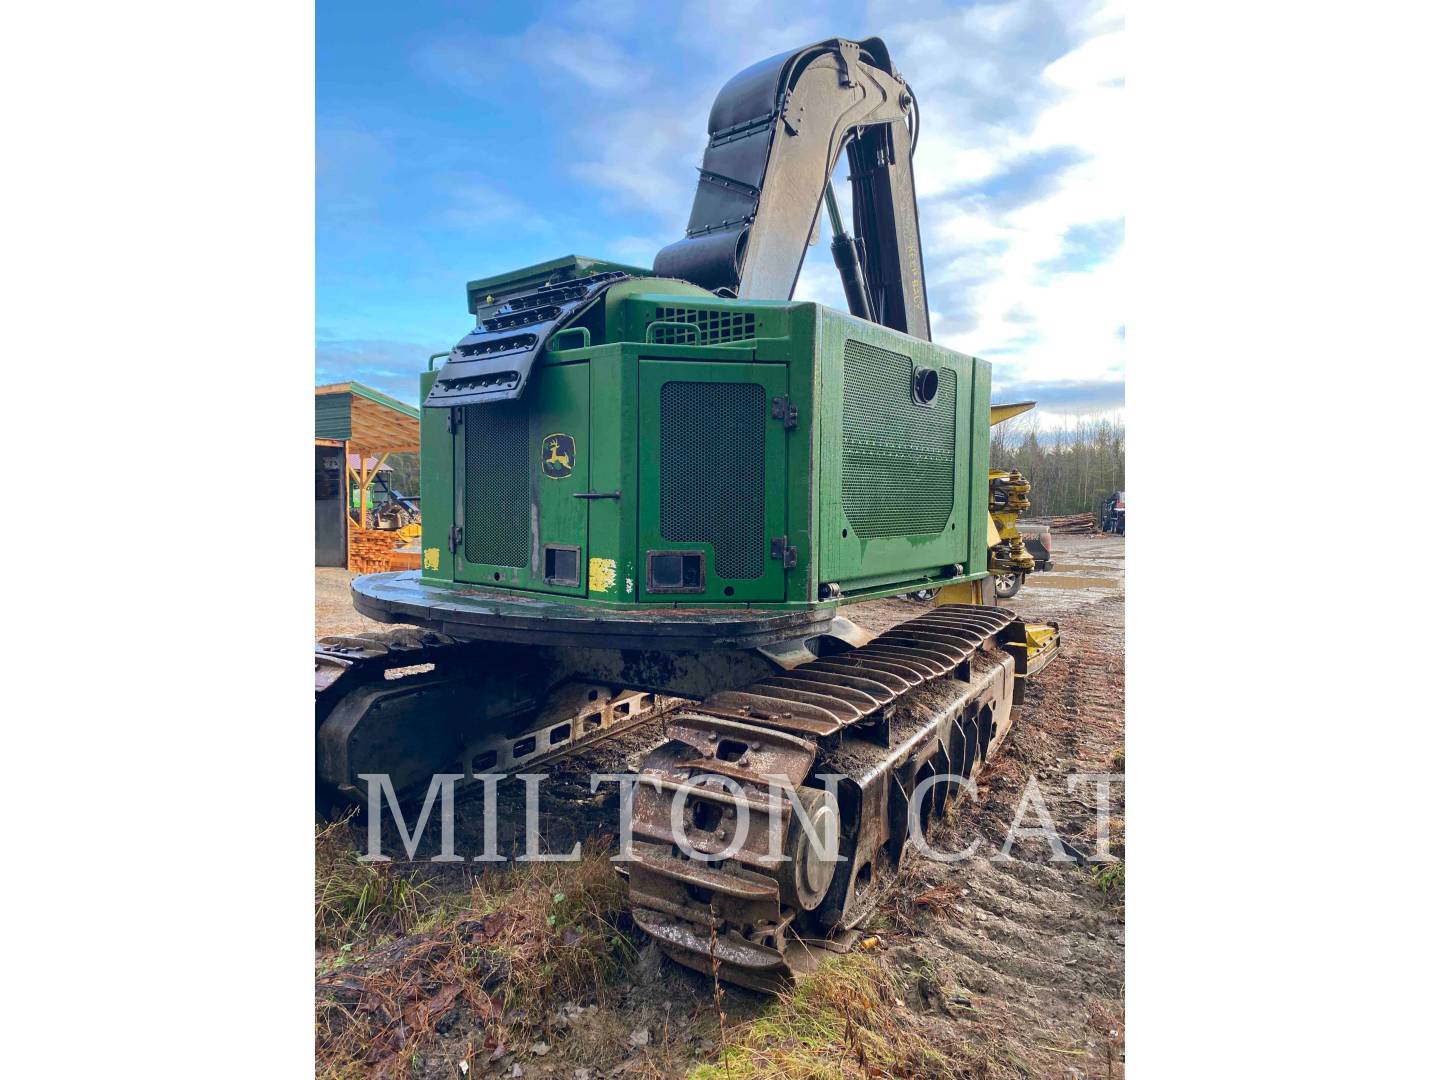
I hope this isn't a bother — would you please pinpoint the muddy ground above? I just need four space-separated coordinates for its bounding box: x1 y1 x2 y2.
316 533 1125 1077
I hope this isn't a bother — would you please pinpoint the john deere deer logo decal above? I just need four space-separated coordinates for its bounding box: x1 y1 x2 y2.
541 433 575 479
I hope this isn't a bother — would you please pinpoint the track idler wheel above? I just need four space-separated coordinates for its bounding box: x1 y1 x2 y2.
775 786 840 912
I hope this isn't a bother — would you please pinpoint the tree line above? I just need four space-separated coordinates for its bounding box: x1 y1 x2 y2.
990 415 1125 517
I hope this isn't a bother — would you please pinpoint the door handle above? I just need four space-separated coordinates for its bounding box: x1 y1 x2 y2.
573 491 621 500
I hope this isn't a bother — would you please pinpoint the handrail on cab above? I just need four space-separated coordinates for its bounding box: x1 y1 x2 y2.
547 326 592 351
643 320 700 345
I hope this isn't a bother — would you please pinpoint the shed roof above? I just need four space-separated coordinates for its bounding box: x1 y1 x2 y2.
315 382 420 452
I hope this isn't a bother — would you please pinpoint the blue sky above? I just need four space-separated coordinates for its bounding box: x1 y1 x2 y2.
318 0 1124 424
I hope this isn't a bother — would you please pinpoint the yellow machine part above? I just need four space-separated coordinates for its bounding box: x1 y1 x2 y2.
398 522 422 541
944 396 1060 675
1023 621 1061 675
987 401 1037 576
988 468 1035 574
990 400 1037 425
935 580 988 606
1025 621 1058 654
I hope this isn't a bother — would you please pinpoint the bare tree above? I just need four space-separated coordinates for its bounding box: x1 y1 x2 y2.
991 413 1125 516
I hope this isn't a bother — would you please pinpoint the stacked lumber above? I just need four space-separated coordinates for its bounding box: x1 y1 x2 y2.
387 549 422 571
348 529 405 574
1048 512 1096 534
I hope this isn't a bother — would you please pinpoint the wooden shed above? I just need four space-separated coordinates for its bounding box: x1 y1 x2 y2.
314 382 421 571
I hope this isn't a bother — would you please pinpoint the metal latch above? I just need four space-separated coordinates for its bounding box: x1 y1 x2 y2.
447 524 463 553
447 407 462 434
771 394 798 430
770 536 797 568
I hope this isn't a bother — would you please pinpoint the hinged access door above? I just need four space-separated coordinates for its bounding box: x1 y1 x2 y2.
454 361 590 595
637 359 787 603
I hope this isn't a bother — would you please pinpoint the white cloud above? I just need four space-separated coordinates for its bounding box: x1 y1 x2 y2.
562 1 838 223
900 2 1127 414
522 28 651 93
316 120 395 224
408 2 1125 423
791 250 848 311
440 181 531 229
567 103 708 220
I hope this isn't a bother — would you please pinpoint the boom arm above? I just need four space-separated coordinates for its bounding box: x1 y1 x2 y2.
654 37 931 340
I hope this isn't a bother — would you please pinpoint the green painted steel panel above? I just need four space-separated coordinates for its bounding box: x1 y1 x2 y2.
637 358 788 603
967 359 992 576
579 344 635 602
455 360 590 595
814 307 977 589
414 263 992 611
418 370 455 583
462 401 531 568
840 338 956 538
610 291 795 350
315 393 352 440
531 362 591 597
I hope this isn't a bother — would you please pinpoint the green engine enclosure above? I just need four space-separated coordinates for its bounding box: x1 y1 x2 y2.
419 257 991 611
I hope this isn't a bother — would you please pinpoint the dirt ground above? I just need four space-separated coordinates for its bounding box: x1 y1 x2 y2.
317 566 391 639
316 533 1125 1077
851 534 1127 1075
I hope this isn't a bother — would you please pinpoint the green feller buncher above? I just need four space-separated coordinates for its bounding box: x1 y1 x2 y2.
315 36 1059 992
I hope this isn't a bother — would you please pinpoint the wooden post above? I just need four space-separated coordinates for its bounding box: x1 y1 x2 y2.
342 438 352 568
358 453 370 533
345 453 362 529
370 450 390 529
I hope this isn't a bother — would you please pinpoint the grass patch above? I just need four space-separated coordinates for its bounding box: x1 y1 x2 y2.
315 812 435 949
316 842 635 1080
1091 859 1125 898
454 849 635 1008
688 953 965 1080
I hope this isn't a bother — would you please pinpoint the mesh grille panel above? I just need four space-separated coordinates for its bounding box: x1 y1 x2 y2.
842 340 957 538
650 307 757 345
463 402 531 568
660 381 766 579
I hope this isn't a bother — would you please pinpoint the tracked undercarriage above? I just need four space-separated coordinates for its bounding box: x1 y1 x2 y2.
316 595 1057 990
626 604 1053 991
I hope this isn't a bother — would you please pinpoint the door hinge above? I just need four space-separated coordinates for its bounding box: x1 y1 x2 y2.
770 536 797 568
447 407 462 434
447 524 463 553
771 394 798 430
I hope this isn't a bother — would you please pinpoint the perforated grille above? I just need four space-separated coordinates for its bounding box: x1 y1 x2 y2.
659 381 766 579
650 306 757 345
841 340 957 538
463 402 531 568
